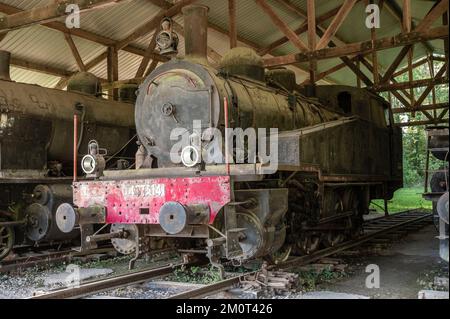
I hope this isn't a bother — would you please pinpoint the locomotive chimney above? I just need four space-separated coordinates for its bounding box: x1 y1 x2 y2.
0 50 11 81
182 4 209 64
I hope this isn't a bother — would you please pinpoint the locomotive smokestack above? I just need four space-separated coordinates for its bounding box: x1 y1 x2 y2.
0 50 11 81
182 4 209 63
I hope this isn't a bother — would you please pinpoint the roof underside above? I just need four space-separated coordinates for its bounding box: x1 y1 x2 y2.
0 0 446 88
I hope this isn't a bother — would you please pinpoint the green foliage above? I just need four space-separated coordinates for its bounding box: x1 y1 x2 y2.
170 265 222 284
401 125 443 187
385 60 448 187
297 268 346 291
370 187 432 213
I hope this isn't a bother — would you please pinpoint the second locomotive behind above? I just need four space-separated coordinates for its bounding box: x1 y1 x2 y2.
0 50 137 260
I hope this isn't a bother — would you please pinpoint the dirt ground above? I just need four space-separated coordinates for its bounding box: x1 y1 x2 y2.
317 225 448 299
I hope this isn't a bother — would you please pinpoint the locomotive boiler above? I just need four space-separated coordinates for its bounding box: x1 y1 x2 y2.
55 5 403 271
0 50 136 260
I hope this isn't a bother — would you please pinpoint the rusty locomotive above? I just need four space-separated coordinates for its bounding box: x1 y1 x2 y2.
55 5 403 270
0 50 137 260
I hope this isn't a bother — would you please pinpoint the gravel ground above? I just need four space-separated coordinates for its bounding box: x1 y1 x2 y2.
0 251 182 299
91 281 205 299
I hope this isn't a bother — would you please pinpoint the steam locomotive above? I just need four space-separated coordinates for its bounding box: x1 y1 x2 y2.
54 5 403 271
0 50 137 261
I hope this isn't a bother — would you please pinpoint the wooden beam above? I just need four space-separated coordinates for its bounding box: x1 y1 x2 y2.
359 55 413 101
54 51 108 90
63 33 86 72
107 47 119 100
384 0 433 53
207 47 223 64
115 0 196 51
85 51 108 70
391 91 412 109
0 31 7 43
0 3 167 62
381 45 412 83
307 0 316 83
356 59 361 88
146 0 171 9
255 0 308 52
392 57 429 77
369 0 379 85
438 107 448 120
413 63 448 107
361 55 414 109
0 0 126 33
258 5 341 56
145 59 159 77
402 0 411 32
102 78 144 90
392 103 449 113
433 55 447 62
372 77 449 91
415 0 449 32
275 0 307 18
341 56 373 86
228 0 237 49
263 26 448 67
310 55 361 83
54 78 69 90
396 119 448 127
149 0 260 52
316 0 357 50
11 57 73 77
443 13 449 77
135 31 158 78
208 22 258 50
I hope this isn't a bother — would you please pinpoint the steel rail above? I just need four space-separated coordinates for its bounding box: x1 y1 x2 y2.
29 210 431 299
168 210 432 299
0 247 114 273
30 260 200 299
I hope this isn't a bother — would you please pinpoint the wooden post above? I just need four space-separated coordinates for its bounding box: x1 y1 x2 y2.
356 58 361 88
307 0 316 84
370 22 379 84
408 47 415 116
107 46 119 101
63 33 86 72
402 0 414 114
444 13 449 77
228 0 237 49
428 55 437 119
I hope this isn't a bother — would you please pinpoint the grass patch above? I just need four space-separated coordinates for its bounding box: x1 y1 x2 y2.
168 265 222 285
297 269 346 291
370 187 432 213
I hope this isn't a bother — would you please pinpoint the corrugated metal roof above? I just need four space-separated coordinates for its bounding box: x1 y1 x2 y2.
0 0 446 89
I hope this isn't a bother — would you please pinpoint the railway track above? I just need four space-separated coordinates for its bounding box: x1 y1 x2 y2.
29 210 432 299
0 247 114 273
168 210 432 299
30 259 203 299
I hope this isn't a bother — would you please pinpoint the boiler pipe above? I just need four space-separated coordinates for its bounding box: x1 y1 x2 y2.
73 114 78 182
